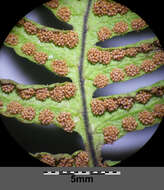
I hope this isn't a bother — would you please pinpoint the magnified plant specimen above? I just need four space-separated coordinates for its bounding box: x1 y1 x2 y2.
0 0 164 167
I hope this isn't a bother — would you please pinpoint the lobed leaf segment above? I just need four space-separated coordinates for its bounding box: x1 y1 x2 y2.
89 80 164 151
31 150 118 167
0 79 84 135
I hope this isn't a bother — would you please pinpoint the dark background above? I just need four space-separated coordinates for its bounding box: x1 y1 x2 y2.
0 0 164 167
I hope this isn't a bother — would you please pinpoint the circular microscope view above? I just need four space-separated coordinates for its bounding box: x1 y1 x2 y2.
0 0 164 167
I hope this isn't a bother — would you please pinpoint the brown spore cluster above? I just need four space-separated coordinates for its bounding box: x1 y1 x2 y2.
151 86 164 96
93 0 129 16
57 158 74 167
124 64 140 77
65 31 79 48
21 42 36 56
141 59 156 73
113 21 129 34
104 98 118 112
40 154 56 166
111 49 126 61
52 31 79 48
87 48 111 64
17 18 26 27
50 83 76 102
110 68 125 82
52 32 67 47
37 29 54 43
19 88 35 100
38 109 55 125
153 40 161 48
117 97 134 110
20 40 48 65
57 7 71 22
103 126 119 144
1 83 15 93
57 112 75 133
140 43 154 53
153 104 164 118
33 51 48 65
88 48 101 64
125 47 138 57
122 116 138 131
45 0 59 9
135 91 152 104
74 151 89 167
138 111 154 125
50 86 65 102
21 107 36 121
131 18 147 31
52 60 68 76
116 2 129 15
36 88 50 101
91 99 106 115
0 100 3 108
97 27 112 41
100 50 112 64
5 33 18 46
153 51 164 65
7 101 23 115
93 74 109 88
23 21 38 35
63 83 76 99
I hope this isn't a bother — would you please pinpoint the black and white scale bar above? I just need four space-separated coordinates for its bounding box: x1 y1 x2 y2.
74 171 90 176
43 171 60 176
43 171 121 176
105 171 121 175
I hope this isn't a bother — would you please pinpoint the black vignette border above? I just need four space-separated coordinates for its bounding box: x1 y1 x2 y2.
0 0 164 166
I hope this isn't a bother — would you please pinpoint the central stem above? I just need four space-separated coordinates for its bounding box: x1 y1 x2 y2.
78 0 98 167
